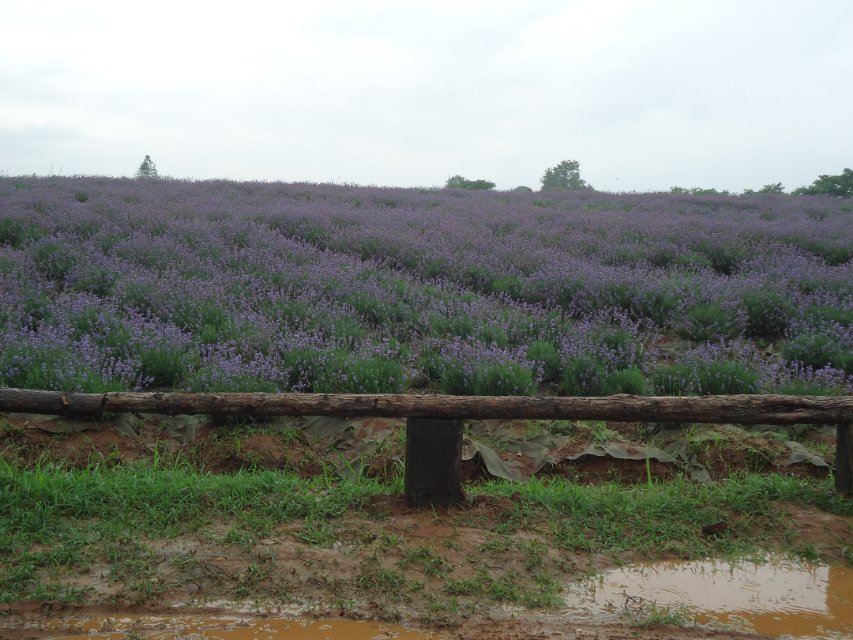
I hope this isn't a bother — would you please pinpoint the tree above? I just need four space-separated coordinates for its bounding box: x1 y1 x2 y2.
758 182 785 194
743 183 785 195
540 159 591 191
444 175 495 190
136 155 159 179
670 186 731 196
793 168 852 198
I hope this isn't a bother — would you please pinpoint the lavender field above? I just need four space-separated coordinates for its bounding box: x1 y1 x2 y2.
0 176 850 397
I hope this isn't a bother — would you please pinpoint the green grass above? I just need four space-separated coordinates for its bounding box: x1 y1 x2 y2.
398 546 451 577
0 459 849 607
468 474 851 557
627 602 695 628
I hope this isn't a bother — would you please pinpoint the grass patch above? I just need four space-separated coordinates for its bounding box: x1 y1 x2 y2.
469 474 851 558
0 459 849 609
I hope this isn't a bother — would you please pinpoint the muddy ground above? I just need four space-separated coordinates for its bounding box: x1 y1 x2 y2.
0 412 836 484
1 413 849 639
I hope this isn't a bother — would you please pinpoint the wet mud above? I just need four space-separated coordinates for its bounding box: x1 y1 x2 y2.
21 614 431 640
570 557 853 638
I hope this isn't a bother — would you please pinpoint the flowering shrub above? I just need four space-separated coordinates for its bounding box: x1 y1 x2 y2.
430 338 537 396
0 177 850 395
781 330 852 374
526 341 561 383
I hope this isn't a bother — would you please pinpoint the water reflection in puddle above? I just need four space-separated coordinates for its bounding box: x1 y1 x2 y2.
42 615 431 640
569 557 853 638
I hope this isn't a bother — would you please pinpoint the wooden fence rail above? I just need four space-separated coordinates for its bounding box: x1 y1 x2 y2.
1 388 850 502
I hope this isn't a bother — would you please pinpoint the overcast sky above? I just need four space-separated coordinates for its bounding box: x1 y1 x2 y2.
1 0 851 192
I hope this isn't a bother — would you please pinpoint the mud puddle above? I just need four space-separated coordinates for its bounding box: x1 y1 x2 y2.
568 556 852 638
30 614 432 639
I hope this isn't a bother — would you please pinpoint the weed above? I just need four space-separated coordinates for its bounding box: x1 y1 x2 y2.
625 600 694 628
294 522 339 547
587 421 621 444
356 560 406 598
398 546 451 577
478 536 515 554
234 562 273 598
379 533 403 548
223 527 257 548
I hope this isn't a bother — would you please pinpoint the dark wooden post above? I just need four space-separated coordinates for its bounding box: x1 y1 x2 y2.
405 418 464 507
836 424 852 496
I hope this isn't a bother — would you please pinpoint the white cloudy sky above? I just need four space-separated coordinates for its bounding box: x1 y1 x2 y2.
1 0 851 192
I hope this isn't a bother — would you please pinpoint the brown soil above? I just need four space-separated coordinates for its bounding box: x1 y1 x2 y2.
0 413 846 640
0 605 767 640
0 414 831 483
2 489 849 638
542 455 680 484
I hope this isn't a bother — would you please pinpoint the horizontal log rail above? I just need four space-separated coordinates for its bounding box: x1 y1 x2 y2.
1 388 850 500
0 388 850 424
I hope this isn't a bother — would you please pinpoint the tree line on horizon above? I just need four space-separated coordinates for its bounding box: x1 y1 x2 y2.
135 154 851 198
443 160 851 198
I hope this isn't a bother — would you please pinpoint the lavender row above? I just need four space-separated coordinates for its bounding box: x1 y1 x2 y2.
0 176 849 396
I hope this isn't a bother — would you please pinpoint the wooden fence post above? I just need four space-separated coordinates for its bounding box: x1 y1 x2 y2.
405 418 464 507
836 424 852 496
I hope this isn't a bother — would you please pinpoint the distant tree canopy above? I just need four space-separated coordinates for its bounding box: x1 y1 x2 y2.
513 185 533 193
793 168 852 198
445 175 495 190
540 159 591 191
758 182 785 194
741 182 786 195
136 155 159 179
670 186 732 196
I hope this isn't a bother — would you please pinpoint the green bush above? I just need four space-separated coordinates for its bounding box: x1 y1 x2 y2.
491 275 525 298
428 314 475 339
805 305 853 327
681 303 739 342
695 241 747 275
70 266 118 298
741 290 796 339
598 284 677 324
118 282 156 315
560 354 647 396
139 347 192 387
315 354 407 394
477 324 509 347
329 317 366 347
776 380 843 396
439 361 536 396
185 370 278 393
527 341 562 383
602 367 646 395
280 349 327 391
173 302 238 344
781 333 851 373
593 327 645 369
0 346 130 393
560 353 608 396
653 361 759 395
695 360 759 394
32 242 76 281
0 219 44 248
437 363 469 395
473 362 536 396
